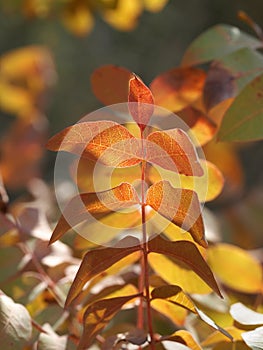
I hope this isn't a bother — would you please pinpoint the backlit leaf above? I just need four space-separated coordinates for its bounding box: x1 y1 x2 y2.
0 294 32 350
62 4 94 36
201 326 243 347
148 235 222 296
230 303 263 325
182 24 262 66
91 65 133 105
47 121 142 167
148 160 224 203
78 294 140 350
66 236 141 306
128 74 154 130
37 324 71 350
162 330 202 350
49 182 140 244
151 298 188 327
146 129 203 176
217 73 263 141
151 285 197 313
146 181 206 247
150 67 206 111
207 243 263 293
143 0 169 12
177 107 217 146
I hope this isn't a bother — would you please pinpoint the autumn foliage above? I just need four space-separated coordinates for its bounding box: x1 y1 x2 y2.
1 10 263 350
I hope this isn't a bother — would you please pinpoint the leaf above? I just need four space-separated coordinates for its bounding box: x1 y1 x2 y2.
143 0 169 12
148 253 212 294
66 236 141 306
182 24 263 66
217 73 263 141
204 48 263 110
162 330 202 350
151 298 188 327
150 67 206 111
149 160 224 203
77 294 140 350
146 129 203 176
146 181 206 247
49 182 140 244
242 326 263 350
148 235 222 296
62 3 94 36
201 326 244 347
0 293 32 350
47 120 142 167
128 74 154 130
37 324 71 350
91 65 133 105
207 243 263 293
230 303 263 326
177 107 217 146
151 285 197 313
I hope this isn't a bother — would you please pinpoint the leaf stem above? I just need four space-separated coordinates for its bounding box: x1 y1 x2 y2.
139 130 155 350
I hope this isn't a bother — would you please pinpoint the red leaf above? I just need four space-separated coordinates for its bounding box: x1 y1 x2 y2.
128 74 154 131
146 181 206 247
91 65 133 105
148 235 222 297
146 128 203 176
49 182 140 244
46 121 142 167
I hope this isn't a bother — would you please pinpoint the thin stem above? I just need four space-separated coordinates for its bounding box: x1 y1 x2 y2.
139 129 155 350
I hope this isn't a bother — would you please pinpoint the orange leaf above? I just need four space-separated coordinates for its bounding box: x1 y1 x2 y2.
78 294 140 350
150 67 206 112
91 65 133 105
66 236 141 306
46 121 142 167
146 128 203 176
148 235 222 297
162 330 202 350
49 182 140 244
146 181 206 247
128 75 154 130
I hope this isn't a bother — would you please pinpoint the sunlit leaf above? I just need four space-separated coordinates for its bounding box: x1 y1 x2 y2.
177 107 217 146
37 323 74 350
208 98 234 127
128 74 154 130
47 121 142 167
151 298 188 327
242 326 263 350
49 182 140 244
91 65 133 105
217 73 263 141
103 0 142 31
78 294 140 350
207 243 263 293
148 235 222 296
146 181 206 247
62 3 94 36
151 285 197 313
149 159 224 203
150 67 206 111
201 326 241 347
146 129 203 176
230 303 263 326
66 236 141 305
0 293 32 350
182 24 262 66
143 0 169 12
162 330 202 350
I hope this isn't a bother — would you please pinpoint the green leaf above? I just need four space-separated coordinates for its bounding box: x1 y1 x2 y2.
78 294 140 350
66 236 141 306
0 293 32 350
148 235 222 297
217 73 263 141
182 24 262 67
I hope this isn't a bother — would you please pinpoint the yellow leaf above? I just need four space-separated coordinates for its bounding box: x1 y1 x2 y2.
151 299 188 326
62 4 94 36
207 243 263 293
143 0 169 12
